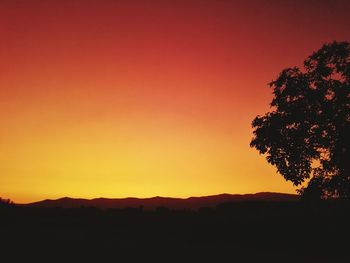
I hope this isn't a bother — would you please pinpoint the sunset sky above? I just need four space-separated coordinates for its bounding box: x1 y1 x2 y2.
1 0 349 203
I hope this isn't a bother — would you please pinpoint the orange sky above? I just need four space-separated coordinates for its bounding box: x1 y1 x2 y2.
1 0 349 203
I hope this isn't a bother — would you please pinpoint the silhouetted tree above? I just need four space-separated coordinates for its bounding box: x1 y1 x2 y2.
0 197 14 207
251 41 350 199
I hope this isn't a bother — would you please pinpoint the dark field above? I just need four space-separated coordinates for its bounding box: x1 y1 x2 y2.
1 202 349 263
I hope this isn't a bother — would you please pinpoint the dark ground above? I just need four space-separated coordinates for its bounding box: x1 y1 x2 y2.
1 201 349 263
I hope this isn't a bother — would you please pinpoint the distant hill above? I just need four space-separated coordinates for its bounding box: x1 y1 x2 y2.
22 192 299 210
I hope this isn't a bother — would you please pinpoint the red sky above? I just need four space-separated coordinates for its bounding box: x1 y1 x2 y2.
1 0 349 202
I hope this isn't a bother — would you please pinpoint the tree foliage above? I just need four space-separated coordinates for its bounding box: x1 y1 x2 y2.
250 41 350 199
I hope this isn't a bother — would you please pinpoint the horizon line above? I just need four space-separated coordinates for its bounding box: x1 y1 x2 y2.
14 191 298 205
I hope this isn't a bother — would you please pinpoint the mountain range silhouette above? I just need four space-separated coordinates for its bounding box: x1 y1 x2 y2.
23 192 298 210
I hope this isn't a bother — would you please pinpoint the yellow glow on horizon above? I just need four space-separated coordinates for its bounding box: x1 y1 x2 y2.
1 110 295 203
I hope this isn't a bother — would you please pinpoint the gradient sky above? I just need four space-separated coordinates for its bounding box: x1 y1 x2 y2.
1 0 349 203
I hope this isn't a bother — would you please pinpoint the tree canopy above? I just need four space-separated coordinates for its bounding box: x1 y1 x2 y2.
250 41 350 199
